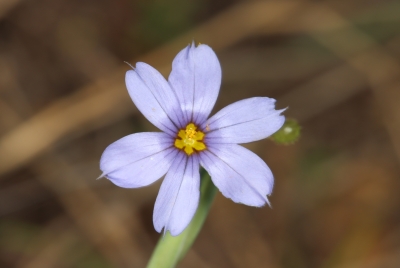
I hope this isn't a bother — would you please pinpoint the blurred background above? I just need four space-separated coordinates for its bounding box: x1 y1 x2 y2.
1 0 400 267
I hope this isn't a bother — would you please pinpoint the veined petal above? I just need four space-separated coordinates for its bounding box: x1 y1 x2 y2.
168 43 221 125
153 153 200 236
100 132 177 188
126 63 185 135
203 97 285 144
200 144 273 207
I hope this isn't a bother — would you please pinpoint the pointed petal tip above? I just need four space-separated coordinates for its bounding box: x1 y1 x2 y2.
96 172 106 180
190 40 208 49
279 106 288 114
124 61 135 70
247 195 270 208
125 62 150 76
266 197 272 208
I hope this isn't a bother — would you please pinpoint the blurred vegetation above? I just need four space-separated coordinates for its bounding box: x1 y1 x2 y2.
1 0 400 267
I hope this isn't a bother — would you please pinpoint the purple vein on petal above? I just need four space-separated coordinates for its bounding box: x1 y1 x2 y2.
205 149 268 204
134 70 181 132
203 98 282 129
106 146 176 177
164 153 188 235
191 42 196 124
205 110 284 135
168 44 191 124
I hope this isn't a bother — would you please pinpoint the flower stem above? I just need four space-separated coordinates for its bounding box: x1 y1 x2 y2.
146 169 217 268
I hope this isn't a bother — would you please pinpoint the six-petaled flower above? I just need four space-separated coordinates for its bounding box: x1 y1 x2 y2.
100 43 285 236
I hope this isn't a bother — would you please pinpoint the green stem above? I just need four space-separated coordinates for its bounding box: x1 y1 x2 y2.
146 169 217 268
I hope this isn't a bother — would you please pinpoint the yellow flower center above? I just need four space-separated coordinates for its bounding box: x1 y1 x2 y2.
174 123 206 155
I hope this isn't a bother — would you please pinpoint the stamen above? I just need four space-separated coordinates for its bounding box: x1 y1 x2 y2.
174 123 206 155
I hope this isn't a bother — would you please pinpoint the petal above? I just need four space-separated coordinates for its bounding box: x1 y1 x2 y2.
126 63 185 135
100 132 178 188
202 97 285 144
153 153 200 236
168 43 221 125
200 144 273 207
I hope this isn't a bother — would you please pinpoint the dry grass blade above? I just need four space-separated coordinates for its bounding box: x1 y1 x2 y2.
0 73 132 175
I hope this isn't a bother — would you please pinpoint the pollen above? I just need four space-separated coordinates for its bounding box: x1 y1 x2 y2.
174 123 206 155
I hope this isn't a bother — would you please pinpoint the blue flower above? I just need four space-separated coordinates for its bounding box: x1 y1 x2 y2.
100 43 285 236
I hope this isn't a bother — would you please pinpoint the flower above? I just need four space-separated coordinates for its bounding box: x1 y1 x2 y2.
100 43 285 236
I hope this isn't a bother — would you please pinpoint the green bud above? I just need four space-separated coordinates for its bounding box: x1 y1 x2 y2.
270 118 301 145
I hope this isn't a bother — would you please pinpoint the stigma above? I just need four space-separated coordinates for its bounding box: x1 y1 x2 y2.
174 123 206 155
